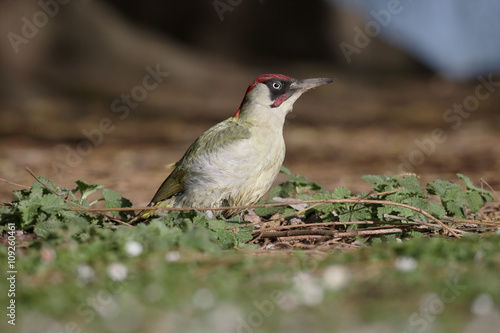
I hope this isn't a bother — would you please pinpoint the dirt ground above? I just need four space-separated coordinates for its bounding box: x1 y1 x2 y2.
1 69 499 206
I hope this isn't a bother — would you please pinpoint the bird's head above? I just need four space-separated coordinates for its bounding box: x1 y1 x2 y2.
234 74 334 125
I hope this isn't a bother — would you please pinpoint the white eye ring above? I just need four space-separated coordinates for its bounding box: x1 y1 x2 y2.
272 82 282 89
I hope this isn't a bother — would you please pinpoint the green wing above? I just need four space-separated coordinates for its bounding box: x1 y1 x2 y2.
150 167 185 203
150 117 251 203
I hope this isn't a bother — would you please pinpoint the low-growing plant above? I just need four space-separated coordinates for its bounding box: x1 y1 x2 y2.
0 168 495 251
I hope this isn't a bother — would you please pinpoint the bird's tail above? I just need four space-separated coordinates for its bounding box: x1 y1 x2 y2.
128 203 159 224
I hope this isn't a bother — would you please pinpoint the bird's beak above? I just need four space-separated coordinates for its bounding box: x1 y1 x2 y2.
290 77 335 91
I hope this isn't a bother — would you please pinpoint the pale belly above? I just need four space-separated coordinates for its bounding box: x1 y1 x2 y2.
176 129 286 216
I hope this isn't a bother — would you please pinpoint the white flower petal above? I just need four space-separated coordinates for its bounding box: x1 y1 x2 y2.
107 262 128 281
124 241 143 257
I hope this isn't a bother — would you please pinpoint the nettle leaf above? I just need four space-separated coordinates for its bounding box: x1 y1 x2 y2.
102 188 133 219
40 193 67 215
426 175 492 217
235 226 253 244
440 189 466 217
73 180 104 206
268 182 294 199
332 187 351 199
176 211 199 229
13 189 28 201
446 200 465 218
465 190 485 213
133 220 184 250
405 196 428 212
349 205 372 222
312 192 336 215
179 228 220 253
17 196 42 224
280 166 323 193
209 217 251 249
394 206 415 220
377 205 395 221
34 218 63 238
427 201 446 219
457 173 481 192
426 179 461 197
32 175 60 193
208 218 227 233
65 216 90 236
457 173 494 203
58 209 83 221
399 176 426 197
328 195 372 222
361 174 388 189
254 201 294 217
0 206 17 229
280 165 294 179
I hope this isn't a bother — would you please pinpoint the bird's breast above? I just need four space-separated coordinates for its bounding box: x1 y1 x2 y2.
183 126 285 207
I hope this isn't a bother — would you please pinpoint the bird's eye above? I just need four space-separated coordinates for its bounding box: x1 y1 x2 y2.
272 82 282 90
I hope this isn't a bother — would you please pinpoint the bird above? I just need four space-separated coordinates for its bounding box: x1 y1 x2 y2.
131 74 333 222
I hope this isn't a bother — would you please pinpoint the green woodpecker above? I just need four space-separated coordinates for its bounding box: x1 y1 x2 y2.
132 74 333 222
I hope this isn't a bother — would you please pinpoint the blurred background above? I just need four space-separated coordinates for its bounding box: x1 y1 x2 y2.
0 0 499 204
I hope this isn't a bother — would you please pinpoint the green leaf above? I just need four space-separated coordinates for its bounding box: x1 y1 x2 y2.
280 165 294 179
268 182 294 199
0 206 17 229
426 179 461 197
40 194 67 215
32 175 60 193
348 205 372 222
208 218 227 233
73 180 104 205
361 174 388 187
311 192 336 214
102 188 133 219
279 166 323 193
465 190 485 213
426 201 446 219
179 228 220 253
332 187 351 199
34 218 63 238
235 226 253 244
17 196 42 224
377 205 395 221
254 200 281 217
425 175 493 218
456 173 479 191
399 176 426 197
405 197 428 212
444 195 466 218
457 173 494 203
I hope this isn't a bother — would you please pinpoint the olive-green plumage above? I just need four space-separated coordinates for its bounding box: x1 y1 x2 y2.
132 74 333 222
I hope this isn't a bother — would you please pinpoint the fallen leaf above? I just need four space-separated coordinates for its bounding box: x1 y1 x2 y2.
273 197 307 211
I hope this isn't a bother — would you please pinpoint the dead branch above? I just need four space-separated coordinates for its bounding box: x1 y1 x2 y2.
259 227 404 239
